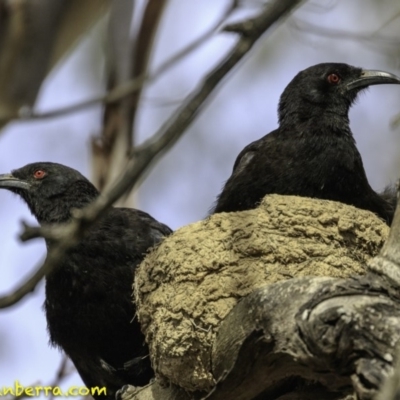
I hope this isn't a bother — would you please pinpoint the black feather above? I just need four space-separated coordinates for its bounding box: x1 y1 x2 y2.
212 63 398 225
0 162 172 399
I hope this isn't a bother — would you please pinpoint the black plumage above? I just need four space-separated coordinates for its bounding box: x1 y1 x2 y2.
212 63 400 225
0 162 172 399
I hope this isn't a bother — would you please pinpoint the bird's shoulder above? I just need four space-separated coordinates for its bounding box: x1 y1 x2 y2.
232 129 280 175
90 207 172 248
114 207 172 239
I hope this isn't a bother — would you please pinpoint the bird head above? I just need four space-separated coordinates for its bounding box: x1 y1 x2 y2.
0 162 99 223
278 63 400 128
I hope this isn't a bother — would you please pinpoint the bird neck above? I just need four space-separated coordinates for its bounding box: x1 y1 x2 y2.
278 92 354 138
280 110 352 139
29 181 99 224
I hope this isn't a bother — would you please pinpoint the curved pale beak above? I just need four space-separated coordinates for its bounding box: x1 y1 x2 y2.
0 173 30 190
347 70 400 91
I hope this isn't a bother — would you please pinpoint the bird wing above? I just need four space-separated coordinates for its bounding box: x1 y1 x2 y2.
90 208 172 254
55 208 170 392
131 208 173 246
230 130 280 176
380 184 397 206
379 184 397 220
68 352 125 399
231 138 263 176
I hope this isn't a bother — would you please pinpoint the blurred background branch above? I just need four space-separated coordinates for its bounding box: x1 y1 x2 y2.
0 0 111 130
0 2 234 125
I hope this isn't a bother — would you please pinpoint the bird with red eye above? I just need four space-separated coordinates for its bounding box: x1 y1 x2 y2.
0 161 173 398
33 169 47 179
327 73 341 84
213 62 400 226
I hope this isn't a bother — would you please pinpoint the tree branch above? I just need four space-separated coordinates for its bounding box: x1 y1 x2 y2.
0 1 237 125
0 0 111 130
376 345 400 400
289 18 400 48
11 354 74 400
0 0 305 309
127 0 169 148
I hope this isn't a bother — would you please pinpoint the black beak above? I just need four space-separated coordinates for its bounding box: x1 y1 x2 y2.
0 173 30 190
347 70 400 91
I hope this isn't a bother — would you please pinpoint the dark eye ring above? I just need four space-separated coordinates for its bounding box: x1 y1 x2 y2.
33 170 46 179
327 73 341 85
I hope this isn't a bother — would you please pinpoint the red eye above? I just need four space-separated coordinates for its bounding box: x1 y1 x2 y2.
33 169 46 179
327 73 341 84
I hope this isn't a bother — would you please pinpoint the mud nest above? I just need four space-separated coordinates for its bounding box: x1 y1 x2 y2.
134 194 389 392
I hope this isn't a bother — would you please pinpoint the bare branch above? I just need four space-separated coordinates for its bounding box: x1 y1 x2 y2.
121 0 305 192
91 0 170 201
92 0 239 201
0 1 237 125
0 260 45 309
0 0 111 130
0 219 82 309
127 0 169 148
376 344 400 400
0 0 305 308
289 18 400 49
9 354 74 400
390 112 400 129
48 355 74 400
91 0 138 197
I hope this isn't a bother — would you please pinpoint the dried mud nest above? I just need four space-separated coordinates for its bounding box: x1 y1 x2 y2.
134 194 389 392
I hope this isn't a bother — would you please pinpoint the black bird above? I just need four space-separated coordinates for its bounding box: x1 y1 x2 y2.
212 63 400 225
0 162 172 399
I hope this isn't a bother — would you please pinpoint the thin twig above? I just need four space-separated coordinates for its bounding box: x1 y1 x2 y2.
0 0 305 309
9 355 73 400
289 18 400 47
0 219 83 308
390 112 400 129
48 355 73 400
